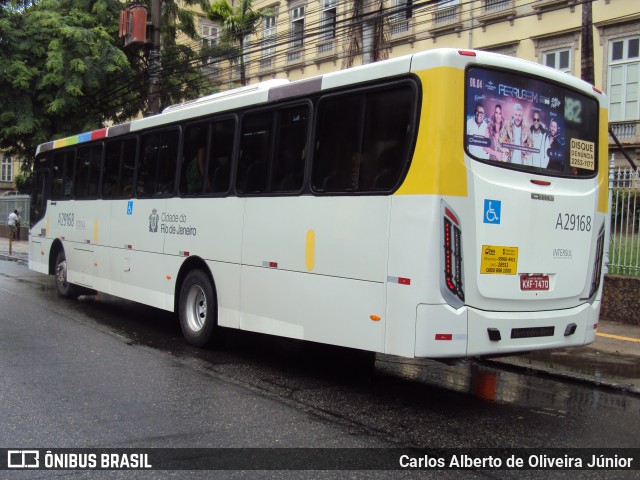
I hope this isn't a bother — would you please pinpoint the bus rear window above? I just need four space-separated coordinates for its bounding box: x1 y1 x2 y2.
464 66 599 177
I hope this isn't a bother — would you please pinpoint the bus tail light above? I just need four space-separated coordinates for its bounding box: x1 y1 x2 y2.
589 226 605 299
443 207 464 303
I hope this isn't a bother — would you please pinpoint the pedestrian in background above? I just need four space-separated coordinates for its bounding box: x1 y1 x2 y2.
7 209 19 240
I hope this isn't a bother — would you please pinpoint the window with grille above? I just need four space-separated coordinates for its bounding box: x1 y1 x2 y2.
263 15 276 57
290 6 305 49
608 36 640 121
321 0 337 41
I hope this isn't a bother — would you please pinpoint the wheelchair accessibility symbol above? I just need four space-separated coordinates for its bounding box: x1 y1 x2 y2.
483 199 501 225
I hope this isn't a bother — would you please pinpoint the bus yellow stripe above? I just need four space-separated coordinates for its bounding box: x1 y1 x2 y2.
305 229 315 271
94 220 99 244
597 108 609 213
396 67 467 197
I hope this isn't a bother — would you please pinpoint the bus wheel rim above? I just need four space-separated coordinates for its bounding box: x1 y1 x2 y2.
186 284 207 332
56 260 68 289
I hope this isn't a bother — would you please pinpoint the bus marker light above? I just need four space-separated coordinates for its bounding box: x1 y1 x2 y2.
85 240 91 244
458 50 476 57
180 251 190 257
435 334 452 341
41 251 44 256
262 261 278 268
592 86 603 95
370 315 381 321
531 179 551 186
387 276 411 285
166 275 172 280
593 323 598 330
444 207 459 225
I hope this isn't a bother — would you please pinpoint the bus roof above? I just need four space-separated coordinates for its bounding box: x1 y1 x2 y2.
35 48 605 157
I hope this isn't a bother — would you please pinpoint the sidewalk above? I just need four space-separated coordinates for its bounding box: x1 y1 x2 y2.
0 235 28 264
487 320 640 394
1 235 639 393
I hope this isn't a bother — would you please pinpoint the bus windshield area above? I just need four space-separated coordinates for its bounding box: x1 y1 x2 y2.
464 66 599 178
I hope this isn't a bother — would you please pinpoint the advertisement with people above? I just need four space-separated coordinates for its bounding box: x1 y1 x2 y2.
465 66 598 176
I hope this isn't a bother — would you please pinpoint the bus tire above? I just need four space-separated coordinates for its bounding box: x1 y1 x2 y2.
179 269 218 347
54 250 80 300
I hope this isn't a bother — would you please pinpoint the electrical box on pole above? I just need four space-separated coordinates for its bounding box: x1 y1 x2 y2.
119 4 150 48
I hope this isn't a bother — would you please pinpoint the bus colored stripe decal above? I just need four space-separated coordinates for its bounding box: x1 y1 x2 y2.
268 77 322 102
92 128 107 140
78 132 92 143
39 142 54 153
108 123 131 137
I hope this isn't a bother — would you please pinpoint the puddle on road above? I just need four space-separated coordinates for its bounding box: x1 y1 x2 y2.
492 349 640 389
375 355 640 414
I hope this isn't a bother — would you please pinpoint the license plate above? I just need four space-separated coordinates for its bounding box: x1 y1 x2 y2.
520 275 549 291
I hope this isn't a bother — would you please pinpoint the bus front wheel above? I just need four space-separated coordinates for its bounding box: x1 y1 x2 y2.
54 250 80 299
178 269 218 347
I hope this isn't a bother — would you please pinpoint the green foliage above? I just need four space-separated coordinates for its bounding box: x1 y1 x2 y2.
0 0 214 169
13 171 32 194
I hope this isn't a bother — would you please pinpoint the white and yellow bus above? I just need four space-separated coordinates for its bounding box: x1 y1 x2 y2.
29 49 608 358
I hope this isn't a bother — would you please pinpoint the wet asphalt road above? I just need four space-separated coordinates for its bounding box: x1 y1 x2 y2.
1 260 639 479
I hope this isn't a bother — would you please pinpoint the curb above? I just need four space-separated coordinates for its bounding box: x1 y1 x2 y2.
0 254 28 265
478 357 640 396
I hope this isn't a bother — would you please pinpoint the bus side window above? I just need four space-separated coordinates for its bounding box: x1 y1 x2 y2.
271 106 308 193
312 83 415 194
52 150 75 200
75 144 102 199
103 138 137 198
137 129 179 197
237 112 272 194
360 86 414 191
204 118 235 195
180 123 208 196
31 156 49 226
312 95 362 193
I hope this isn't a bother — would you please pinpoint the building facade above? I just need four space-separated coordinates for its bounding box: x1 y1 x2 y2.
0 152 22 195
196 0 639 167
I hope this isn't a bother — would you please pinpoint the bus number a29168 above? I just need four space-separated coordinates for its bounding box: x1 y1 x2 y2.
555 213 591 232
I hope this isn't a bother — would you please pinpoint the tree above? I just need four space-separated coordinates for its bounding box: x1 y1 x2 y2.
0 0 213 168
207 0 270 86
342 0 389 69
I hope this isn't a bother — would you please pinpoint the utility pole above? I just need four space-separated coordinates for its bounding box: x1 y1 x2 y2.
146 0 162 116
580 0 594 85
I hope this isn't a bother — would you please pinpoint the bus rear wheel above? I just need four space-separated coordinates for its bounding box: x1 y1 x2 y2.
179 269 218 347
54 250 80 299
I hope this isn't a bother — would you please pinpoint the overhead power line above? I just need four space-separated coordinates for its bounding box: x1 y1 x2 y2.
95 0 606 117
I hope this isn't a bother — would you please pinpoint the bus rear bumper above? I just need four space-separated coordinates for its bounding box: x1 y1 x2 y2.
415 301 600 358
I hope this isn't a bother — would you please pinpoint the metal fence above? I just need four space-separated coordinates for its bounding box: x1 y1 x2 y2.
609 162 640 276
1 195 29 226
